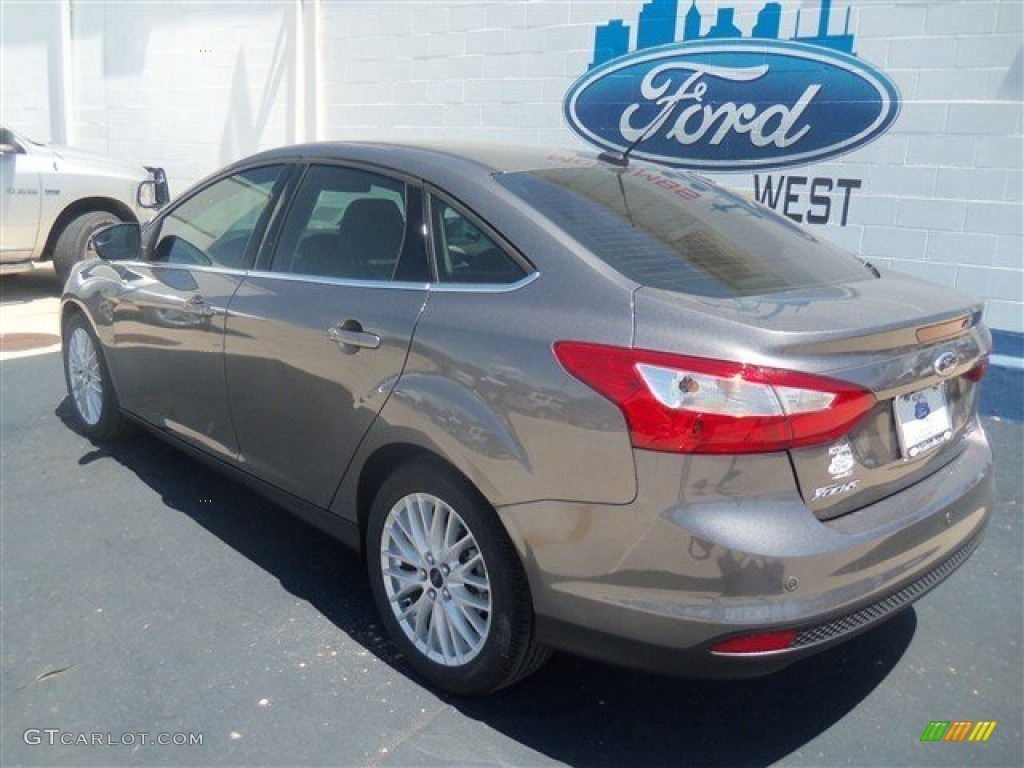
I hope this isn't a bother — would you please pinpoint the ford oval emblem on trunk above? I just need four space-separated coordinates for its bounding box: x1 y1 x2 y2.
933 351 959 378
563 40 901 171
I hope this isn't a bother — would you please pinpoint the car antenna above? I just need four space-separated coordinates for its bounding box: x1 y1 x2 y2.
597 120 661 168
615 171 636 229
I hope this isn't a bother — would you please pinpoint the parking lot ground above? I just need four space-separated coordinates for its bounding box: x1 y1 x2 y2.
0 266 61 361
1 276 1022 767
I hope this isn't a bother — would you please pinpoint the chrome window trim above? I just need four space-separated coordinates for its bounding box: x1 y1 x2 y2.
428 271 540 293
245 269 430 292
244 268 540 293
109 262 539 293
116 261 251 278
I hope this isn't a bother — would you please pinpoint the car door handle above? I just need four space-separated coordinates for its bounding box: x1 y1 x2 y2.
182 295 217 317
328 325 380 350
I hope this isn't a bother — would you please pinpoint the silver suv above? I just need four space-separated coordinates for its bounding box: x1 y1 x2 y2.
0 126 168 283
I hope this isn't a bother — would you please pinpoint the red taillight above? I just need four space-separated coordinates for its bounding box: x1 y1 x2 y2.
710 630 798 655
963 361 987 382
553 342 875 454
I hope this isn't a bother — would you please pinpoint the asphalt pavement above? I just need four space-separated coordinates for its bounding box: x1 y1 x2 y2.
1 270 1021 767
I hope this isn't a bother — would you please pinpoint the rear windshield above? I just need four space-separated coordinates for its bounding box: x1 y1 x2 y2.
495 165 872 298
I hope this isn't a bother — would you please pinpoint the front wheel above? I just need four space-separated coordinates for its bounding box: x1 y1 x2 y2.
62 313 124 440
366 460 550 695
53 211 122 284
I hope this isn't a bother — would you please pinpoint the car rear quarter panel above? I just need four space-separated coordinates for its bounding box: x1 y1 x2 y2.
329 162 648 520
330 271 639 524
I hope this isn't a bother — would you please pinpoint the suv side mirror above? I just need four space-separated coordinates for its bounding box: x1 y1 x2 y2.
0 128 23 155
137 166 170 209
91 222 141 262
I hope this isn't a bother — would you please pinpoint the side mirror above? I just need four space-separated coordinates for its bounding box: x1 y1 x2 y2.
91 222 141 262
137 166 170 209
0 142 22 155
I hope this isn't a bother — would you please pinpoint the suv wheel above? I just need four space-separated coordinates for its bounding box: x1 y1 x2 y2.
367 460 550 695
53 211 121 284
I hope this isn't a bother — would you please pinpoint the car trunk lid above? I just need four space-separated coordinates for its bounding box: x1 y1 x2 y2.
632 270 990 519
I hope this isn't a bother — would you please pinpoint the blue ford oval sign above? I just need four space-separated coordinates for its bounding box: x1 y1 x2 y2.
564 40 900 171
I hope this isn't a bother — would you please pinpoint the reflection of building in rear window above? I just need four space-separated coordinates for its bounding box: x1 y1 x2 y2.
495 167 871 298
271 165 411 281
673 230 780 295
309 188 405 230
430 197 527 284
183 173 279 241
154 165 282 267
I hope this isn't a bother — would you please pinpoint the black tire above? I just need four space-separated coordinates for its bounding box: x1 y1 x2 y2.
53 211 122 284
61 313 125 440
366 460 550 696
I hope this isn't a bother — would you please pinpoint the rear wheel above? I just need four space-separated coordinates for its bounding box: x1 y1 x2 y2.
366 460 550 695
53 211 121 284
62 313 124 440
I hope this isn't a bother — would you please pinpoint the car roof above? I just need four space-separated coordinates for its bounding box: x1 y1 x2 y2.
236 141 604 177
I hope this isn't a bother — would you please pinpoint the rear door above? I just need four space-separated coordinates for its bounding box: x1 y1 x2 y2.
225 163 430 507
106 164 286 458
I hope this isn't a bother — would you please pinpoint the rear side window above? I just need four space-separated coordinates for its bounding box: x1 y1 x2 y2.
152 165 282 269
495 166 871 298
430 196 527 285
271 165 429 282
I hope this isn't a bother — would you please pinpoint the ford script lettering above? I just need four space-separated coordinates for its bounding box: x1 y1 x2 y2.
618 63 819 150
564 40 900 172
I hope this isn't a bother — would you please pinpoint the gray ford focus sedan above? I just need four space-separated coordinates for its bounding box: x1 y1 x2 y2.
61 143 993 695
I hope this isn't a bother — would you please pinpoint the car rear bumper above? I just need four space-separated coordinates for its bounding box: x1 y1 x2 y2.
496 423 993 677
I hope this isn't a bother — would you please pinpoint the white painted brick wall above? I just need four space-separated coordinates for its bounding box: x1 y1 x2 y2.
3 0 1021 332
1 3 63 141
58 1 296 192
723 0 1022 330
862 226 928 260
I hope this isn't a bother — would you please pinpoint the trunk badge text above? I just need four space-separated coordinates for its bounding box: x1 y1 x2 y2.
813 480 860 501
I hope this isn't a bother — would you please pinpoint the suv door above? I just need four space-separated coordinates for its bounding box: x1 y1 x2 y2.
105 164 286 458
0 129 42 262
225 163 430 507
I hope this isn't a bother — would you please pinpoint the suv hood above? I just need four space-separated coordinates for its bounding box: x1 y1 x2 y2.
34 141 150 182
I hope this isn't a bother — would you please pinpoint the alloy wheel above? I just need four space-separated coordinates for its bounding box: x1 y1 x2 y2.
379 492 492 666
67 327 104 426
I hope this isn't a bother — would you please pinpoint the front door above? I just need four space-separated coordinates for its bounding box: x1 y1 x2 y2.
0 131 42 261
106 164 286 459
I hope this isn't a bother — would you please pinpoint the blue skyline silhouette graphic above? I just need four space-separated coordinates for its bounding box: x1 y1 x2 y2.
589 0 856 69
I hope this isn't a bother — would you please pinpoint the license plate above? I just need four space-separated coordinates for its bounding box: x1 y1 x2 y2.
894 384 953 459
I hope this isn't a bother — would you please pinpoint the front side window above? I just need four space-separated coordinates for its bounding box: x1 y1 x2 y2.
151 165 282 268
430 197 526 284
271 165 429 282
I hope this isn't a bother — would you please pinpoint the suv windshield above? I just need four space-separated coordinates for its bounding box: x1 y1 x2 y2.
495 165 872 298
